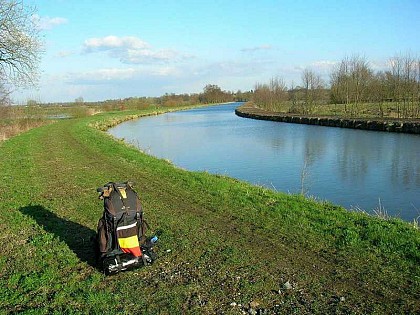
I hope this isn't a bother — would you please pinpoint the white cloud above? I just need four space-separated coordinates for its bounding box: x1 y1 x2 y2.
83 36 149 52
371 60 388 71
151 66 179 76
66 68 138 85
123 48 180 64
82 35 191 64
310 60 338 69
241 45 273 53
294 60 338 74
195 59 274 79
66 66 180 85
56 50 74 58
32 14 68 30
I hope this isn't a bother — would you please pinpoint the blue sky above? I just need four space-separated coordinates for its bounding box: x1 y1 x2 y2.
13 0 420 103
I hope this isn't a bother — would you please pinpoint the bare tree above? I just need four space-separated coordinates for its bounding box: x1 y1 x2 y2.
389 55 404 118
330 55 373 116
369 71 388 117
0 0 42 90
401 54 417 118
253 82 270 110
289 81 298 113
75 96 84 105
348 55 372 113
301 68 324 114
269 76 288 110
252 77 288 111
199 84 233 104
0 80 11 119
330 57 351 113
387 54 420 118
0 80 11 105
417 57 420 117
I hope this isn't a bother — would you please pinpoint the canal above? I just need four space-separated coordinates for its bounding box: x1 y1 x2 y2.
109 102 420 221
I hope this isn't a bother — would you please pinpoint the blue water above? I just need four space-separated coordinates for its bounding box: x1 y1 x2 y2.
109 102 420 221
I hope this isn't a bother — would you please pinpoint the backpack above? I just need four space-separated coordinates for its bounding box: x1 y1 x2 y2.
96 181 157 275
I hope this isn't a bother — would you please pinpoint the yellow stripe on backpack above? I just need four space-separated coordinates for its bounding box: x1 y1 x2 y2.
118 235 139 249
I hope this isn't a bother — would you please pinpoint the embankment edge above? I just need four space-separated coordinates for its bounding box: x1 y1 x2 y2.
235 105 420 134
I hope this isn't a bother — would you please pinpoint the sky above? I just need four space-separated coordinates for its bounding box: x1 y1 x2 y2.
11 0 420 103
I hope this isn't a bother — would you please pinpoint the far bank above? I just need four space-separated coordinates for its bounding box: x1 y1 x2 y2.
235 103 420 134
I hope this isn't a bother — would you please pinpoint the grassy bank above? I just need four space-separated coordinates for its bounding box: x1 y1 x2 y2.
236 103 420 134
250 100 420 122
0 107 419 314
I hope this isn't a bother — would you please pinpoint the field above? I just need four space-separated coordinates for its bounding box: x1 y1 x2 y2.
0 106 419 314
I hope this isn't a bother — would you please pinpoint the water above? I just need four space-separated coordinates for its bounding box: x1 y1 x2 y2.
109 102 420 221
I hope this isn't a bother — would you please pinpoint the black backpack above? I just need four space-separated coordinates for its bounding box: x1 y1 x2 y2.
96 181 157 275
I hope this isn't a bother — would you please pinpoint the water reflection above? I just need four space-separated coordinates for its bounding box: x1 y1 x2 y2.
109 103 420 221
339 132 371 183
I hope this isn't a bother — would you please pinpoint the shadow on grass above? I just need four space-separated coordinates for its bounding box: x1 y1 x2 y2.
20 205 98 268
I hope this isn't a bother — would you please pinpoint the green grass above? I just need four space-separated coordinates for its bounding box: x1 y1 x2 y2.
252 100 420 120
0 106 419 314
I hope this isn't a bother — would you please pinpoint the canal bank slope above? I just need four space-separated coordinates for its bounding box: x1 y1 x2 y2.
0 108 419 314
235 102 420 134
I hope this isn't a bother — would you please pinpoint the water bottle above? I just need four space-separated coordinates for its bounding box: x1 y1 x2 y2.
142 235 158 250
150 235 158 244
141 236 158 266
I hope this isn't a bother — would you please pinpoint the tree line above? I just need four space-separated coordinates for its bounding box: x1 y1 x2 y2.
253 54 420 119
5 84 251 114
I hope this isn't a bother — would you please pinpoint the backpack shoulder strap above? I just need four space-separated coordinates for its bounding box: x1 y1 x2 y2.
112 182 130 212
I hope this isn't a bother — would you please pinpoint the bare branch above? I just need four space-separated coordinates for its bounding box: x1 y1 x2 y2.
0 0 42 89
